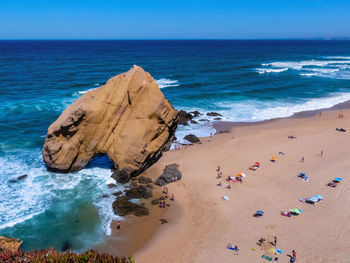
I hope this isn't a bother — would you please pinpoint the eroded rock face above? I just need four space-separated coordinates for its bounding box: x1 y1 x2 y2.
43 66 178 177
0 236 22 252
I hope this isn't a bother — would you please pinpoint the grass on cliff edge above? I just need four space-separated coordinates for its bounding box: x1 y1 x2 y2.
0 248 135 263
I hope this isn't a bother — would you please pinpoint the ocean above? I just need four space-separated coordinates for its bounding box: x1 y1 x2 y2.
1 40 350 251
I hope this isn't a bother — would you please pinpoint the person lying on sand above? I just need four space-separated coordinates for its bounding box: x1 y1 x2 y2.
336 128 346 132
328 181 337 187
288 135 297 139
226 185 232 190
216 166 221 172
227 243 240 254
217 182 222 187
257 238 266 246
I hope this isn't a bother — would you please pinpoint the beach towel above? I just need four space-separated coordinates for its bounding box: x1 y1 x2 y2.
262 255 273 261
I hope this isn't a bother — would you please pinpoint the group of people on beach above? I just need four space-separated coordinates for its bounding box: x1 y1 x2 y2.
159 187 175 208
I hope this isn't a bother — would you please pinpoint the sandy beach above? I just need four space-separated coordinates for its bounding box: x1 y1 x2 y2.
109 107 350 263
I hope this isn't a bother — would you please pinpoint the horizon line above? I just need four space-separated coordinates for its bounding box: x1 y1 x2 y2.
1 37 350 41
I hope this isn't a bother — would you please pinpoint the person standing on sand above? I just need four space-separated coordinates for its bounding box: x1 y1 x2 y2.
321 150 324 157
170 193 174 201
273 236 277 246
117 221 120 230
301 157 304 162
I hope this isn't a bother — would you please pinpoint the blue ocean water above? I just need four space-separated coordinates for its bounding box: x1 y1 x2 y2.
1 40 350 251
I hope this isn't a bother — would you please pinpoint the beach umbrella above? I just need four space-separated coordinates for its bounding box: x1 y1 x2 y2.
334 177 342 182
299 173 306 176
272 157 277 160
256 210 264 215
255 162 261 165
308 196 318 202
241 172 246 177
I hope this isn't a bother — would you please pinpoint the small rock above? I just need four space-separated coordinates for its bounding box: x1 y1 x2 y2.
125 185 153 199
159 218 168 224
213 117 221 120
17 174 28 181
113 196 149 216
190 111 201 117
107 183 117 188
111 169 131 184
138 176 153 184
155 163 182 186
206 112 222 117
151 196 166 205
184 134 200 143
190 120 198 124
198 119 209 122
178 110 193 126
112 191 123 196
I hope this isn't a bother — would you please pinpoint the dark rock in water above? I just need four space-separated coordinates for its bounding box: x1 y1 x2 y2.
198 119 209 122
111 169 131 184
184 134 200 143
159 218 168 224
155 163 182 186
17 174 28 181
151 196 166 205
113 196 149 216
112 191 123 196
138 176 152 184
61 240 72 251
190 120 198 124
190 111 201 117
214 117 222 120
102 194 109 198
8 174 28 183
206 112 222 117
178 110 193 126
125 185 153 199
107 183 117 188
8 179 18 183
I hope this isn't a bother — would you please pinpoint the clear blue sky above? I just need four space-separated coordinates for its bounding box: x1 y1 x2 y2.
1 0 349 39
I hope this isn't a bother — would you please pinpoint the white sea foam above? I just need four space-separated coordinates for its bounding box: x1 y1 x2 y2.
78 88 97 94
259 57 350 80
210 92 350 122
257 68 288 74
0 150 121 237
156 78 179 89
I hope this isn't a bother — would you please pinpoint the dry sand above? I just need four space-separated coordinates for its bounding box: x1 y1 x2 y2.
114 108 350 262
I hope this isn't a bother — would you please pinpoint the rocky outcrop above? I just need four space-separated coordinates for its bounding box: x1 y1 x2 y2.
207 112 222 117
155 163 182 186
138 176 152 184
0 236 22 252
178 110 202 125
125 185 153 199
113 196 149 216
184 134 200 143
43 66 178 179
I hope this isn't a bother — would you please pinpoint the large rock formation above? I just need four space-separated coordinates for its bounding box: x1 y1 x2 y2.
43 66 178 177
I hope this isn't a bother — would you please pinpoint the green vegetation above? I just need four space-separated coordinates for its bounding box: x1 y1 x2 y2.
0 248 134 263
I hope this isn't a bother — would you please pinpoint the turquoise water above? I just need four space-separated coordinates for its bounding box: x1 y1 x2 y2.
0 40 350 251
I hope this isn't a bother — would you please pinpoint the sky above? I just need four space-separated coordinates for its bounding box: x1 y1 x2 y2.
0 0 349 39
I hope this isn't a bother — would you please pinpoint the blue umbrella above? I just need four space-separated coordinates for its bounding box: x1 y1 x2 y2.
299 173 306 176
334 177 343 182
256 210 264 215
